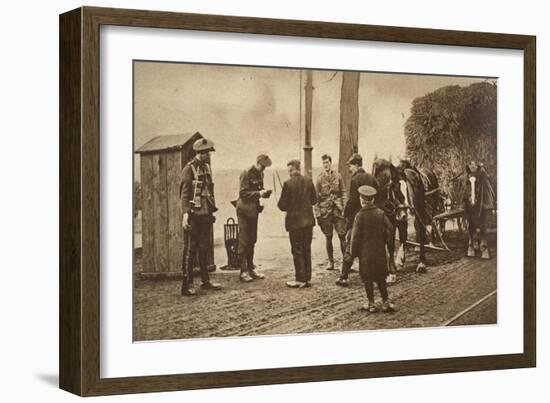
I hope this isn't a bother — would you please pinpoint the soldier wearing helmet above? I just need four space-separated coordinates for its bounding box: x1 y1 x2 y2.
180 137 222 296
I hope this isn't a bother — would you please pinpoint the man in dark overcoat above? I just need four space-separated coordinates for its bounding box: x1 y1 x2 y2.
277 159 318 288
336 153 380 287
236 153 273 282
180 137 222 296
350 185 395 313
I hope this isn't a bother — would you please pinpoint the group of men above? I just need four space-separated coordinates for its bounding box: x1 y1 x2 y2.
179 137 395 312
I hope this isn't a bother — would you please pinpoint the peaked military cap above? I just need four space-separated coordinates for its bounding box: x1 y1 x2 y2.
358 185 377 198
346 153 363 166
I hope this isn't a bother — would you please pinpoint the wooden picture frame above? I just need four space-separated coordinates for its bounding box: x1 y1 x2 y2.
59 6 536 396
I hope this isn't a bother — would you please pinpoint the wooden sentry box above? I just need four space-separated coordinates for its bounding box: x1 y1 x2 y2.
135 131 215 278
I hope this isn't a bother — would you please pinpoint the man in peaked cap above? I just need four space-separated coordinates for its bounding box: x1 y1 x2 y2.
347 153 363 167
359 185 377 197
180 137 222 296
336 153 380 287
350 185 395 313
236 153 273 282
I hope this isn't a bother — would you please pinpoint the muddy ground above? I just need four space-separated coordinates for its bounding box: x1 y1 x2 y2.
134 230 497 341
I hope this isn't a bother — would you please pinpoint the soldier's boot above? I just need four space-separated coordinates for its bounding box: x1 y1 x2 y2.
361 302 377 313
335 277 349 287
181 271 197 296
325 237 335 270
336 256 352 287
239 253 253 283
200 281 222 290
325 239 335 270
248 250 265 280
249 271 265 279
286 280 307 288
181 280 197 296
381 300 396 313
181 253 197 296
338 234 347 264
198 251 221 290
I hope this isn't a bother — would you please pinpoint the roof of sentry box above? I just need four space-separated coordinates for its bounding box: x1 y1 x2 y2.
135 132 203 154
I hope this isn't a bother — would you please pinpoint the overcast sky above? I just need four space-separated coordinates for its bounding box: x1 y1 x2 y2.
134 61 486 178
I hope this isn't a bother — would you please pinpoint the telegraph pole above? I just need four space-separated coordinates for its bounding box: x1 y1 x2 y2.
338 71 360 190
304 70 313 178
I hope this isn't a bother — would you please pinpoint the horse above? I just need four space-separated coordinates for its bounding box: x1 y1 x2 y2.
463 162 496 259
371 159 407 283
415 167 444 246
372 159 442 279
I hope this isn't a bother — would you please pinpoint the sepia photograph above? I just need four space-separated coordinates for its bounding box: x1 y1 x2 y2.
132 61 497 342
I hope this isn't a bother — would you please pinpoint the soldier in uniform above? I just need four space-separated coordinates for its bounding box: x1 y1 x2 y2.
350 185 395 313
277 160 317 288
336 153 380 287
180 138 222 296
314 154 347 271
236 153 273 282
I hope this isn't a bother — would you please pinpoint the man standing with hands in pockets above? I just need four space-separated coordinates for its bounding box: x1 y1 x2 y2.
278 159 317 288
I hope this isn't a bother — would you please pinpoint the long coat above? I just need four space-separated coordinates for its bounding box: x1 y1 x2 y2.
277 173 317 232
350 204 393 282
343 168 380 229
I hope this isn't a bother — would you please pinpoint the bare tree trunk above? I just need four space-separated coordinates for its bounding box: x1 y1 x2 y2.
338 71 360 190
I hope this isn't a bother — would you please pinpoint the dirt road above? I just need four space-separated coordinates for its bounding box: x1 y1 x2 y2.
134 231 496 341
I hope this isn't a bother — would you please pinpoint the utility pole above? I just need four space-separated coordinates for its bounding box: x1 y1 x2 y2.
304 70 313 178
338 71 361 190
